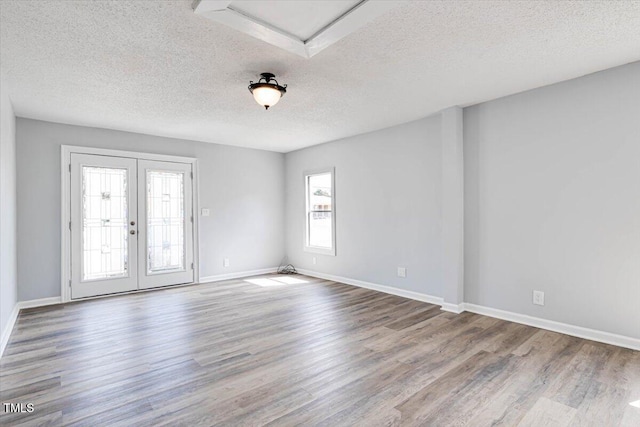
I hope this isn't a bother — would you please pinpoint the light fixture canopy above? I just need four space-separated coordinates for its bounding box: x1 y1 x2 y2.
248 73 287 110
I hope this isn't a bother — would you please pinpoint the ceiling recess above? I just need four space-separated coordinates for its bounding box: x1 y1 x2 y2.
192 0 402 58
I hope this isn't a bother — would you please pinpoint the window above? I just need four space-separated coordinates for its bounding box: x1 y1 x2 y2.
304 168 335 255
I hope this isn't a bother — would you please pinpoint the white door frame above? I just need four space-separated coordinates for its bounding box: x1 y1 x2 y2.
61 145 200 303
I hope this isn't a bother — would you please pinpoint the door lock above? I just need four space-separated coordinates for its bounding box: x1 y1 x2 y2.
130 221 136 226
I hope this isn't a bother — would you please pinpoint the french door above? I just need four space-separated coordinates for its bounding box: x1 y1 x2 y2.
70 154 194 299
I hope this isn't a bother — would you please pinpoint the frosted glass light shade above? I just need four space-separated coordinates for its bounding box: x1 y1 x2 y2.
252 86 283 108
248 73 287 110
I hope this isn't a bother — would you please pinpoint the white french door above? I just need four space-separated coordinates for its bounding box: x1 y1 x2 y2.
137 160 193 289
70 154 138 298
70 154 194 299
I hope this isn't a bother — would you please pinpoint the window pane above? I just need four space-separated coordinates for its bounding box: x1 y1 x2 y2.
308 173 332 248
147 170 185 274
82 166 128 281
309 212 332 248
309 173 332 207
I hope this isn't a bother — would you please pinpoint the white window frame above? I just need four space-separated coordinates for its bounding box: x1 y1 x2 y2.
303 167 336 256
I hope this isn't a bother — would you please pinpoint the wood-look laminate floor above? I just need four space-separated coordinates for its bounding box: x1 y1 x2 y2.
1 274 638 426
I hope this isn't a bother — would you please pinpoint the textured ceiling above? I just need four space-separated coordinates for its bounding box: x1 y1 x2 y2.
1 0 639 153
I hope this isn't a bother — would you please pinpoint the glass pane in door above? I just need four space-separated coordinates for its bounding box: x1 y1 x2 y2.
82 166 129 281
147 170 185 274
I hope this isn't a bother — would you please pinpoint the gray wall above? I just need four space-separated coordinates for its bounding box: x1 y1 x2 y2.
12 62 640 341
1 74 18 336
285 116 443 297
16 119 285 301
464 62 640 339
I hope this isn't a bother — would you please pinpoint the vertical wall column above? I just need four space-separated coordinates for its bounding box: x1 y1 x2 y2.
441 106 465 312
0 73 18 356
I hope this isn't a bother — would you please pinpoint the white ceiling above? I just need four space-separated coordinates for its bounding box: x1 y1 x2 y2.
1 0 639 153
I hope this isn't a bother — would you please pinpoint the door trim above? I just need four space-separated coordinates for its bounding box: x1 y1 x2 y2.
61 145 200 303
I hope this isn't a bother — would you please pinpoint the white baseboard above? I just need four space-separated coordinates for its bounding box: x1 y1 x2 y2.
464 303 640 352
199 267 279 284
0 304 20 358
17 297 62 310
296 269 444 306
440 302 465 314
296 269 640 352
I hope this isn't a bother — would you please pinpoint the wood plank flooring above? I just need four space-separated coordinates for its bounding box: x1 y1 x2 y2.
1 274 639 426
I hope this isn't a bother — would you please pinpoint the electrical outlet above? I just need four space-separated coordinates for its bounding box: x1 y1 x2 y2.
533 290 545 306
223 258 230 268
312 257 317 265
201 208 210 217
397 267 406 278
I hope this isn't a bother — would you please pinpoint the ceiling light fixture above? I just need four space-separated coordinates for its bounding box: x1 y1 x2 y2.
248 73 287 110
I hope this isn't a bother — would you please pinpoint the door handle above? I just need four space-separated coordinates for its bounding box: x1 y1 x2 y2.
130 230 136 235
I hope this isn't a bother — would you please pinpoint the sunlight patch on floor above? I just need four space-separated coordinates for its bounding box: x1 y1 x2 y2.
272 276 308 284
245 276 309 287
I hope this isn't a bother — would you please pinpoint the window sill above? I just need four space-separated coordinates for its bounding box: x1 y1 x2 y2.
303 246 336 256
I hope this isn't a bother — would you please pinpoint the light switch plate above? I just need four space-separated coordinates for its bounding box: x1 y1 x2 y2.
397 267 406 278
201 208 210 217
